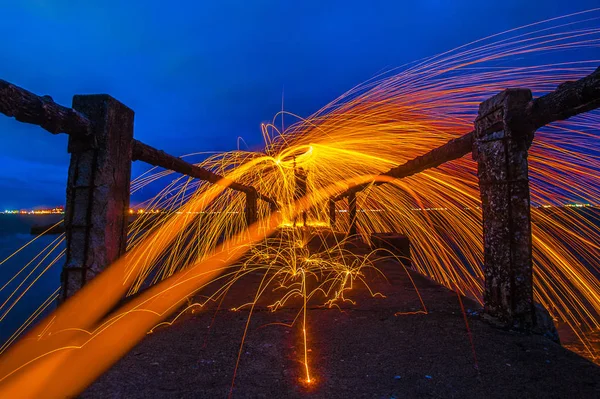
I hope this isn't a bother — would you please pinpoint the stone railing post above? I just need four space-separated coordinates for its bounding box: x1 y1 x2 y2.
61 95 134 300
473 89 535 329
245 189 258 227
328 199 336 228
348 191 357 236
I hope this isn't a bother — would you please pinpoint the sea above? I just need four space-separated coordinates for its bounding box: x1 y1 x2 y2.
0 214 63 344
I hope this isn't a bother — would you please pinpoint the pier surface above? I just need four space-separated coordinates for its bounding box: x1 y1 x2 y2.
84 253 600 398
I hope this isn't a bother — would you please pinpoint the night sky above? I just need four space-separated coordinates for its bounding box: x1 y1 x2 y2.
0 1 597 209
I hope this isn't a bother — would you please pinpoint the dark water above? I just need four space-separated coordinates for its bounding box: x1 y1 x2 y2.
0 214 64 344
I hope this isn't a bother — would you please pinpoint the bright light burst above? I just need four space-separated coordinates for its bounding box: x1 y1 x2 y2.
1 9 600 397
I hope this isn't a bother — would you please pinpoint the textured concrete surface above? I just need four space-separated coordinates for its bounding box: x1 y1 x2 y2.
62 95 134 299
474 88 535 328
84 257 600 399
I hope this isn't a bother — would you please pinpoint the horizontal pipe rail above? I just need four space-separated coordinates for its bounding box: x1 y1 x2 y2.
132 140 278 206
0 79 278 208
333 66 600 201
0 79 92 139
333 133 473 201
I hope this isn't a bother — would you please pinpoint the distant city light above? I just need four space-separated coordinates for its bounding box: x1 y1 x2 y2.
1 203 596 217
1 207 64 215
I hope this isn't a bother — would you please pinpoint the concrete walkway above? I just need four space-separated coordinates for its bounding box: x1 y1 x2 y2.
84 256 600 399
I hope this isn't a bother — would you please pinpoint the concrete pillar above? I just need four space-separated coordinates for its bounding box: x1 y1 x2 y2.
245 189 258 227
348 191 357 236
473 88 535 329
328 199 336 228
61 95 134 300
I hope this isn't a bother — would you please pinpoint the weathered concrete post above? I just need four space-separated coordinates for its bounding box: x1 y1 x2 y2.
328 199 336 228
245 189 258 227
473 89 535 329
61 95 134 300
348 192 357 236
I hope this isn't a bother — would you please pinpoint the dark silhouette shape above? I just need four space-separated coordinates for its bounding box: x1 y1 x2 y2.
293 158 308 227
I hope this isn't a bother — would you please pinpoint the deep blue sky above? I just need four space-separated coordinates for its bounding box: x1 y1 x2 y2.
0 0 597 208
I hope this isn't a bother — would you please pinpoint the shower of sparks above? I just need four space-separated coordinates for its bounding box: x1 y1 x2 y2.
1 10 600 398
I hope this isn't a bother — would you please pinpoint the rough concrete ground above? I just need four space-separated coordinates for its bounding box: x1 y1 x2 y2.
84 256 600 399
